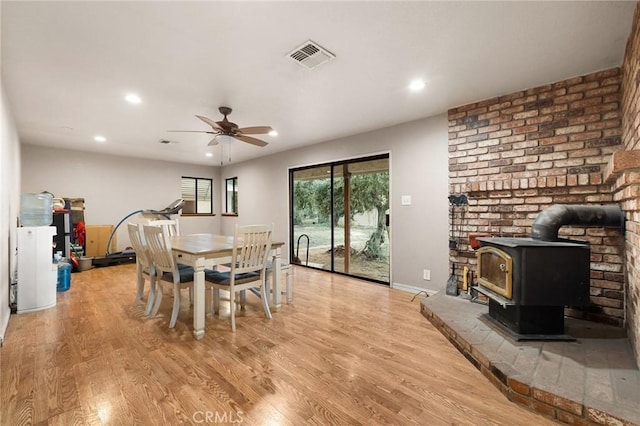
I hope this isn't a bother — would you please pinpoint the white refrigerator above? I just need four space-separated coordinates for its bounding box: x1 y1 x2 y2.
17 226 57 313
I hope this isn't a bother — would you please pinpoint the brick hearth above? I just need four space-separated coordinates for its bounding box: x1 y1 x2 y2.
420 293 639 425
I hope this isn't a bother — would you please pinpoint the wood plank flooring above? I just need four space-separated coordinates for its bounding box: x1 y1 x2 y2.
1 264 557 425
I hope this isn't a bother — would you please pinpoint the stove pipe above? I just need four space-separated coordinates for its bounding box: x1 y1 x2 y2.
531 204 624 241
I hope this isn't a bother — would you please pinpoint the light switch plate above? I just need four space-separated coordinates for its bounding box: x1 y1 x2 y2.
401 195 411 206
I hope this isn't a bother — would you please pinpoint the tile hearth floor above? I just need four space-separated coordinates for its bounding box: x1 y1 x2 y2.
420 292 640 425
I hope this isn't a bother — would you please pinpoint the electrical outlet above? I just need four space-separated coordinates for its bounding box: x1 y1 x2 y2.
423 269 431 280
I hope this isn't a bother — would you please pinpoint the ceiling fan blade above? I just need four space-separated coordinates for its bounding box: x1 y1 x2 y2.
167 130 217 134
237 126 273 135
196 115 224 131
235 135 268 147
208 137 219 146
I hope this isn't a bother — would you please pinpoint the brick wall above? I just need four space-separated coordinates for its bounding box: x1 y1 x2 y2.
616 1 640 365
448 68 626 326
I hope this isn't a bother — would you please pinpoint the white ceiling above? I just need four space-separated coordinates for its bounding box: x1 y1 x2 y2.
1 1 635 166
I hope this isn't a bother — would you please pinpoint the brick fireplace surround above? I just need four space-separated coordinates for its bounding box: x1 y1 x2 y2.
447 8 640 361
425 2 640 424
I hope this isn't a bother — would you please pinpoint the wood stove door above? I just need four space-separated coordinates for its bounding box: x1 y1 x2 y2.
477 247 513 299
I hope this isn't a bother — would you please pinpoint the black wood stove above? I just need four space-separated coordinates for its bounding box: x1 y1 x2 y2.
470 204 624 339
474 237 589 336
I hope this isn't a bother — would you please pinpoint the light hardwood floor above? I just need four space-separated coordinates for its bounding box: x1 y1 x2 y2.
1 264 557 425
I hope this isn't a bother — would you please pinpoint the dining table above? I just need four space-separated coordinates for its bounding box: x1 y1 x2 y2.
170 233 285 339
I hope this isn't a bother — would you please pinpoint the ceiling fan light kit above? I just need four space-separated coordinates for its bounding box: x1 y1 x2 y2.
214 134 236 145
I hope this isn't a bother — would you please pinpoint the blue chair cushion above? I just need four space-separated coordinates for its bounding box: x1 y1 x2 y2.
162 266 194 283
204 269 260 286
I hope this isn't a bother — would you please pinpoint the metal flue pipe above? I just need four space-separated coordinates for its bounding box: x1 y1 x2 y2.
531 204 625 241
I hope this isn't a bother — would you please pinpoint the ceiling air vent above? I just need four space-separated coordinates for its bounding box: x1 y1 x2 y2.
288 40 335 69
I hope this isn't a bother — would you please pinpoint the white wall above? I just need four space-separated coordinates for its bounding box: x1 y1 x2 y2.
0 88 22 343
21 146 221 251
220 114 449 291
20 113 449 292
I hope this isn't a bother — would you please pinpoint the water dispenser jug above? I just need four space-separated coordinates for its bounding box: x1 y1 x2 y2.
20 193 53 227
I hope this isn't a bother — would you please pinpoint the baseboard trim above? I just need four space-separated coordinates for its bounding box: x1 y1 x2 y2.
391 282 439 296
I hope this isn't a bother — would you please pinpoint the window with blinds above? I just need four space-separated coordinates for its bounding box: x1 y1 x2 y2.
181 177 213 215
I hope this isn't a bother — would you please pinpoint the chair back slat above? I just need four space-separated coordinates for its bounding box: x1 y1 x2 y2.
127 223 152 269
233 224 272 274
143 225 176 274
148 219 180 236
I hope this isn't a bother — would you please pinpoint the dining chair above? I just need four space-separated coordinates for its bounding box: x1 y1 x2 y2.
127 222 156 314
148 218 193 304
143 224 194 328
205 224 273 332
130 218 186 315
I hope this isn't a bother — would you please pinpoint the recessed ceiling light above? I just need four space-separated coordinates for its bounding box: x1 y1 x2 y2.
205 152 213 157
268 129 278 137
125 93 142 104
94 135 106 142
409 79 426 92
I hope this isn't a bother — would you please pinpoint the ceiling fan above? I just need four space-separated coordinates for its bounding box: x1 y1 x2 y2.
168 106 273 147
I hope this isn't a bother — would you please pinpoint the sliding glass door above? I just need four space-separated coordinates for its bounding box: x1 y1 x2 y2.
290 154 389 284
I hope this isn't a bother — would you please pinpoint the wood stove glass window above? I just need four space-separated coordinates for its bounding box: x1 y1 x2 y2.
477 247 513 299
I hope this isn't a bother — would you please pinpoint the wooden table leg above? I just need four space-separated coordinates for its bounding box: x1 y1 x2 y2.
193 258 206 340
272 248 282 308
